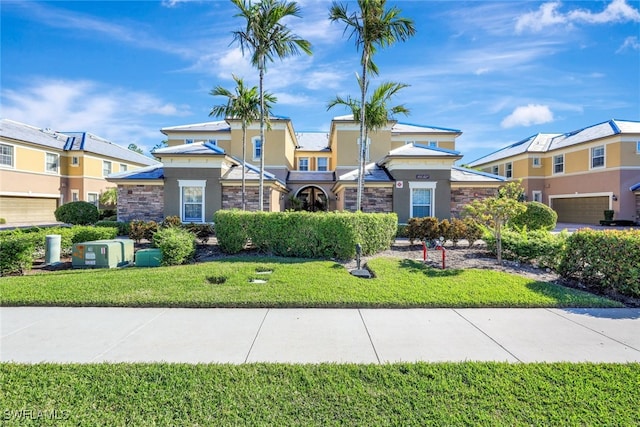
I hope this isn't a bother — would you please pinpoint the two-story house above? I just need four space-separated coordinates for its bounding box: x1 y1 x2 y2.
108 115 506 224
467 119 640 225
0 119 160 223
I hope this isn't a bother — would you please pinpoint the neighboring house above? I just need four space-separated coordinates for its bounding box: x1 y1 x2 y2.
108 115 506 223
0 119 160 223
466 119 640 225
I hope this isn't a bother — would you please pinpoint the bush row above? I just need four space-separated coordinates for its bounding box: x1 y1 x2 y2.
214 210 397 259
484 229 568 270
406 217 484 247
558 229 640 298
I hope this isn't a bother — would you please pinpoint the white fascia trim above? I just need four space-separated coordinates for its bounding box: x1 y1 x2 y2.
178 180 207 188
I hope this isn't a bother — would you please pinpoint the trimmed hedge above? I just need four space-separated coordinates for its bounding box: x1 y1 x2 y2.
214 210 397 259
0 236 34 276
485 229 568 269
510 201 557 231
54 201 99 225
152 227 196 266
95 220 130 236
558 229 640 298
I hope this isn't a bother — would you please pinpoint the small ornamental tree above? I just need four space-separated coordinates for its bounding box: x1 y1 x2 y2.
462 181 526 264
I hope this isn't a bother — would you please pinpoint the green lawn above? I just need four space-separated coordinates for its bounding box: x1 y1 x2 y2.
0 257 620 308
1 362 638 426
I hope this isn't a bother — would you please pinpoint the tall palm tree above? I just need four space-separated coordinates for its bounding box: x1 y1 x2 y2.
231 0 312 211
210 74 276 211
328 78 410 175
329 0 415 211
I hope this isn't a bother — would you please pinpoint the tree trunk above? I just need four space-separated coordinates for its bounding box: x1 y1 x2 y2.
495 222 503 265
241 125 246 211
258 65 265 211
357 47 370 212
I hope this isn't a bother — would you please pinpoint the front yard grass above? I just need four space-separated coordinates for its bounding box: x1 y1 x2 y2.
0 257 620 308
1 362 638 426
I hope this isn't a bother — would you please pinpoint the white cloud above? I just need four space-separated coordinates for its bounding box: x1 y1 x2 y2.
516 0 640 33
0 79 190 152
501 104 554 128
617 36 640 52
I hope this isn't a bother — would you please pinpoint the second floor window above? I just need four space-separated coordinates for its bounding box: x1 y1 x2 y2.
505 162 513 178
103 161 112 176
553 154 564 174
0 143 14 167
120 164 128 172
492 165 499 175
317 157 328 171
253 138 262 160
298 158 309 171
591 146 605 168
532 157 541 167
46 153 59 173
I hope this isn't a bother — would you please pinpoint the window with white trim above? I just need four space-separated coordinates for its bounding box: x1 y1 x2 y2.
0 143 14 168
185 138 194 144
492 165 499 175
553 154 564 174
409 182 436 218
591 145 605 169
532 157 541 167
298 157 309 171
103 161 112 177
179 180 206 223
71 156 79 166
252 137 262 161
45 152 59 174
532 191 542 203
87 192 99 206
120 164 128 172
71 190 79 202
428 141 437 147
317 157 328 171
505 162 513 178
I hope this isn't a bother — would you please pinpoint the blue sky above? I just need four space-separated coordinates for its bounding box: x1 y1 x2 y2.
2 0 639 164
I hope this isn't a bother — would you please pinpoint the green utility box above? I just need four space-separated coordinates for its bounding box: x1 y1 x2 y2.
135 248 162 267
72 239 134 269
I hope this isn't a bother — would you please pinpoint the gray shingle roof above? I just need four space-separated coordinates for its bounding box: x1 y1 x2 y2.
337 163 392 182
153 141 225 156
392 122 461 135
161 121 231 133
1 119 67 150
62 132 159 166
295 132 330 151
466 133 557 167
451 166 506 183
107 164 164 180
220 162 286 187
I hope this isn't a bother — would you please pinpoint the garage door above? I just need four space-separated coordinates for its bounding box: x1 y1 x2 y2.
0 196 58 223
551 196 609 225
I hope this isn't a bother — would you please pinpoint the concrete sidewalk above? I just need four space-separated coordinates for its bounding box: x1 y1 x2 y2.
1 307 639 364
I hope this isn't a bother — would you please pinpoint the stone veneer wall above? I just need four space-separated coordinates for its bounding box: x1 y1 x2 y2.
343 187 393 213
222 186 271 211
117 185 164 222
450 187 498 218
635 193 640 221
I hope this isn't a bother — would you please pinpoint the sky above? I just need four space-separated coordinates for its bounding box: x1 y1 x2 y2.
1 0 639 164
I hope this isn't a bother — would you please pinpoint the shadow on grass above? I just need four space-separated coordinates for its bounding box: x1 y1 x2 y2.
398 259 462 277
525 281 624 308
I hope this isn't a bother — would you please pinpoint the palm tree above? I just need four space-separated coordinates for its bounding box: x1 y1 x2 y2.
231 0 312 211
328 78 410 182
329 0 415 211
210 74 276 211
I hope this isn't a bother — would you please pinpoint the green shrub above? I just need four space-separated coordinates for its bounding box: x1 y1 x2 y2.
449 218 467 247
99 209 117 220
128 220 158 243
463 218 484 247
214 210 396 259
95 221 130 236
152 227 196 266
54 201 99 225
70 226 118 244
485 228 567 269
161 215 182 228
510 201 557 231
184 223 215 244
0 236 34 276
558 229 640 298
396 223 408 238
406 217 440 245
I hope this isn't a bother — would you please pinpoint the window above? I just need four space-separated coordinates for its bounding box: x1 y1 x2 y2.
103 161 112 176
179 180 206 223
208 139 217 146
317 157 328 171
45 152 59 173
409 182 436 218
298 158 309 171
0 143 14 167
428 141 438 147
505 162 513 178
553 154 564 174
87 192 99 206
636 141 640 153
591 145 605 168
492 165 499 175
71 190 79 202
532 191 543 203
253 137 262 160
71 156 79 166
532 157 541 167
185 139 194 144
405 140 416 145
120 164 128 172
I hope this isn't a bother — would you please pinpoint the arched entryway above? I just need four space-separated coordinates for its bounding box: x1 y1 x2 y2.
294 186 328 212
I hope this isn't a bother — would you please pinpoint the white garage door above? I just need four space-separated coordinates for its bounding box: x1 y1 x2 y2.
0 196 58 223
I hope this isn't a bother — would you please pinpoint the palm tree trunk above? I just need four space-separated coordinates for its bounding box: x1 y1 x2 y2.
357 47 369 212
241 125 247 211
258 65 265 211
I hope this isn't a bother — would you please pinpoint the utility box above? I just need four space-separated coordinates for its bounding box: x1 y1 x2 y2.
135 248 162 267
72 239 134 269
